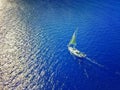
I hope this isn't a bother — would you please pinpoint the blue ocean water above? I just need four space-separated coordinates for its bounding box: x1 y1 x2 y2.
0 0 120 90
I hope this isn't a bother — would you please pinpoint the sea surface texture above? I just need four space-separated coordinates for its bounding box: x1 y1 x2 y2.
0 0 120 90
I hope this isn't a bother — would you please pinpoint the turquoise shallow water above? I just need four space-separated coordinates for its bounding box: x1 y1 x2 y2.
0 0 120 90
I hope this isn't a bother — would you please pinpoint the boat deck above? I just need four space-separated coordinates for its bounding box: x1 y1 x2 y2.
68 46 86 58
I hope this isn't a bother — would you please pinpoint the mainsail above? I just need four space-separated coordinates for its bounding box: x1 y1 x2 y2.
68 30 77 46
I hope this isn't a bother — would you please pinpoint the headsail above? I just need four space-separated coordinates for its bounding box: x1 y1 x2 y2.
68 30 77 46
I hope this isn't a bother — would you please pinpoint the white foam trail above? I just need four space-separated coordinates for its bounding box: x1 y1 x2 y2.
86 57 120 77
86 57 104 68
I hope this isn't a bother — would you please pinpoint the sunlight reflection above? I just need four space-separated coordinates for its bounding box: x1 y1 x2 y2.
0 1 32 89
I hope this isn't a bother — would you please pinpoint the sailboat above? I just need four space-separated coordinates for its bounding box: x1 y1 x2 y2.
68 29 86 58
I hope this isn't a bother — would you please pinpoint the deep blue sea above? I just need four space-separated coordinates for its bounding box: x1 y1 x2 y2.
0 0 120 90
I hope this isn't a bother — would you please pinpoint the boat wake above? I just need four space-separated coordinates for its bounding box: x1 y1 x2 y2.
85 57 104 68
78 57 120 78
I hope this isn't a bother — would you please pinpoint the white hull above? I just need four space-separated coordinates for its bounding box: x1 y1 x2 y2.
68 46 86 58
